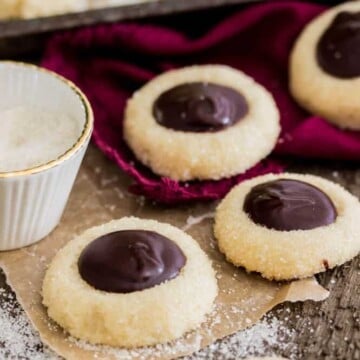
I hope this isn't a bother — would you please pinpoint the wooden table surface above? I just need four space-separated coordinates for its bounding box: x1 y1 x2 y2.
0 146 359 360
274 160 360 360
0 2 357 358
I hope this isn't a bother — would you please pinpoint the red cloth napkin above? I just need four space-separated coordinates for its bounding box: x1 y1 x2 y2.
42 1 359 204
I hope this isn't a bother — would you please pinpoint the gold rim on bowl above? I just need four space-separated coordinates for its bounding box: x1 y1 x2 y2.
0 61 94 178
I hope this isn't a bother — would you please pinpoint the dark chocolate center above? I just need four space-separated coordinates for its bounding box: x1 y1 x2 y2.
78 230 186 293
243 179 337 231
317 11 360 78
153 82 248 132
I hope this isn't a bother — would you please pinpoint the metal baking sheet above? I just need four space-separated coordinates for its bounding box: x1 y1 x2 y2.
0 0 262 39
0 0 341 57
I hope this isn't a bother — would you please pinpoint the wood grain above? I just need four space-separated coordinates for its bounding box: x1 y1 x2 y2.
279 161 360 360
0 1 355 357
192 160 360 360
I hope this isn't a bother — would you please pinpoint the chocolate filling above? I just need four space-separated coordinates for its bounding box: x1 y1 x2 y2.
153 82 248 132
243 179 337 231
78 230 186 293
317 11 360 78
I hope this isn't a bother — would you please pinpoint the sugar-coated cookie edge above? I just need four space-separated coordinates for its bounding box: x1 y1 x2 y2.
290 1 360 129
215 173 360 280
42 217 218 347
124 65 280 181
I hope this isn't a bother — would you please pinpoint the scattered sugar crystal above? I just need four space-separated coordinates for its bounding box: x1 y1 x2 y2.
100 175 119 187
0 282 296 359
0 106 83 172
182 212 215 231
67 310 296 360
136 196 146 208
0 286 57 359
114 187 125 199
192 316 296 360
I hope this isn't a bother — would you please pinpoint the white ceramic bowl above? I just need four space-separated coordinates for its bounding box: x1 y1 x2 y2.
0 62 93 250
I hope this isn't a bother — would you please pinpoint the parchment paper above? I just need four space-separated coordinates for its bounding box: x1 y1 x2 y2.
0 146 329 360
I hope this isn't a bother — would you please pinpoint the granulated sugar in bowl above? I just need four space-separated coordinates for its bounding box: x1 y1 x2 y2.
0 62 93 250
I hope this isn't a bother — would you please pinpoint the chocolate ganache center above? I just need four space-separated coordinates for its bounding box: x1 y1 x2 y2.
317 11 360 78
243 179 337 231
153 82 248 132
78 230 186 293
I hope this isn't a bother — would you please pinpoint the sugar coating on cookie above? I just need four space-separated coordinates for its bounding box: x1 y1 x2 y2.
290 1 360 129
0 0 20 19
214 173 360 280
42 217 217 347
124 65 280 181
20 0 88 18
